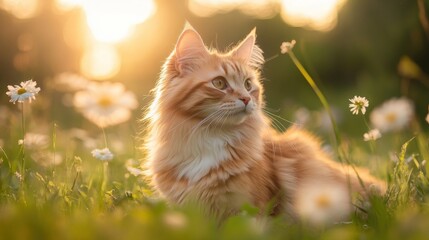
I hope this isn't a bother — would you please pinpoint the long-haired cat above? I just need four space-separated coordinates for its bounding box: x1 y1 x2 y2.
144 25 385 223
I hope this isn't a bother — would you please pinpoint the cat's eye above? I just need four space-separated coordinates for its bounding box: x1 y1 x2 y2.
212 77 227 90
244 79 252 91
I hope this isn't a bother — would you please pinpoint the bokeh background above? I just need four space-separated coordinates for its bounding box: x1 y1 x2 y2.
0 0 428 137
1 1 429 238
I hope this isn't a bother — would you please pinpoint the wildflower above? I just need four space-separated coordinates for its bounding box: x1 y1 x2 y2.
52 72 90 92
20 133 50 150
6 79 41 104
125 159 144 176
317 108 342 132
349 96 369 115
295 183 351 225
31 151 63 167
294 107 310 127
91 148 114 161
363 129 381 141
68 128 97 149
370 98 414 133
14 172 23 182
280 40 296 54
73 82 138 128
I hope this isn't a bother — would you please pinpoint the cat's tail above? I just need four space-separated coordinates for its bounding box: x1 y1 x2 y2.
265 127 386 223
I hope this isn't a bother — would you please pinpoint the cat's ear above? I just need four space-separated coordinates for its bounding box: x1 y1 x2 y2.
174 24 209 75
232 28 264 69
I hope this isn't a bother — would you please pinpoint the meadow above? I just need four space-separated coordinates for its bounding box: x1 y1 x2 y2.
1 0 429 239
0 47 429 240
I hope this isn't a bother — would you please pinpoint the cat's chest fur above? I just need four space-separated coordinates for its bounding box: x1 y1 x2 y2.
152 124 266 208
170 128 257 183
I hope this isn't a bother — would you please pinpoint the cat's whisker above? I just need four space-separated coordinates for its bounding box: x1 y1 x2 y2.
263 110 288 131
212 109 229 132
166 109 210 135
263 109 297 125
263 109 300 131
219 109 233 130
187 109 224 140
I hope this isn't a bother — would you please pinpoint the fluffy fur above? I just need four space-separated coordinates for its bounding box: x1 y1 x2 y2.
144 25 385 222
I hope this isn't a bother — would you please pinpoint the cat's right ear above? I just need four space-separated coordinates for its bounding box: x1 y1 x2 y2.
174 26 209 75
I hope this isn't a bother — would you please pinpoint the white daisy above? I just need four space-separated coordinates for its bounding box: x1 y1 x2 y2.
73 82 138 128
6 79 41 104
125 159 144 176
280 40 296 54
20 133 50 150
349 96 369 115
295 182 351 225
52 72 90 92
370 98 414 133
294 107 310 127
91 147 114 161
363 129 381 141
31 151 63 167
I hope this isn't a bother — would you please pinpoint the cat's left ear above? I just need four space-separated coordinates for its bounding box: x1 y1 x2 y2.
232 28 264 69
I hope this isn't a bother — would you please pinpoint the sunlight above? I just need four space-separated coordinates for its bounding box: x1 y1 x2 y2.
188 0 278 19
280 0 346 31
55 0 84 12
81 0 156 43
80 43 121 80
1 0 39 19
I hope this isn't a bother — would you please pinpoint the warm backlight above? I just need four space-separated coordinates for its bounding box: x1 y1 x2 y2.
280 0 346 31
80 43 121 80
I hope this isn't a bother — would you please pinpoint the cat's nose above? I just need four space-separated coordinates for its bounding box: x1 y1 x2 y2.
239 97 250 106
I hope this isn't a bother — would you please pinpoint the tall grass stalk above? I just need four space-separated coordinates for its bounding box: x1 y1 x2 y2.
286 49 368 193
287 51 343 158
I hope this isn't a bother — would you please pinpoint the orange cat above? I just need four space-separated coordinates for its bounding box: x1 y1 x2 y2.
144 25 385 223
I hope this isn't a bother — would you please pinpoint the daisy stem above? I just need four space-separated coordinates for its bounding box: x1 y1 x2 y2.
287 51 342 158
362 114 371 131
101 162 108 194
362 115 376 153
20 102 26 182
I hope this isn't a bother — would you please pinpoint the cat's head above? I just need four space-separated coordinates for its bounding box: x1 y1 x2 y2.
155 25 265 127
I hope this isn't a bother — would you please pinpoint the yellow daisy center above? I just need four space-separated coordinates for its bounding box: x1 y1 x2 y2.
98 96 113 107
385 113 397 123
17 88 27 95
315 194 331 209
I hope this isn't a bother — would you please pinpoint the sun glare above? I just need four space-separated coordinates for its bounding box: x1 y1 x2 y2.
80 44 121 80
188 0 346 31
81 0 156 43
280 0 346 31
55 0 84 12
189 0 278 18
